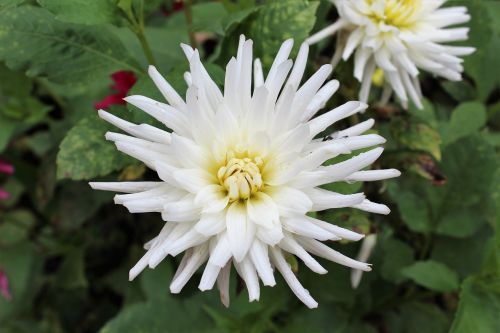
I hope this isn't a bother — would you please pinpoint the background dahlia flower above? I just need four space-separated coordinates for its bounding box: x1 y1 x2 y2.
306 0 475 109
90 36 399 308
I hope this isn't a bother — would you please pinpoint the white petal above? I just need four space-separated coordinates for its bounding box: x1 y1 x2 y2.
269 186 313 216
247 192 279 228
173 169 215 193
306 188 365 211
217 261 231 307
194 212 226 237
194 185 229 213
199 263 221 291
297 237 372 271
235 258 260 301
282 216 339 241
170 245 209 293
351 234 377 289
269 247 318 309
226 202 254 262
249 240 276 286
353 199 391 214
279 234 327 274
89 182 161 193
148 66 186 110
346 169 401 182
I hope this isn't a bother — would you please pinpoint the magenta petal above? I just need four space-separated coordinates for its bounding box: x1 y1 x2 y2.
0 161 14 175
0 269 12 301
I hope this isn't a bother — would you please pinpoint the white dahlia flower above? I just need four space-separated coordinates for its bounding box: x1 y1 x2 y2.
306 0 475 109
89 36 399 308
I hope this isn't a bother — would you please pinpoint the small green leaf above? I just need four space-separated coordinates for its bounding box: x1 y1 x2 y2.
391 118 442 160
441 102 487 146
250 0 319 68
56 113 132 180
55 248 88 289
380 238 415 283
0 210 35 246
402 260 459 292
38 0 118 25
0 242 38 320
388 183 431 233
441 81 476 102
450 275 500 333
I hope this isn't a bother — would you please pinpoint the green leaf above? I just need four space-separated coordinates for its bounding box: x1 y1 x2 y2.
99 299 215 333
379 238 415 283
0 0 24 8
462 1 500 101
431 226 493 279
139 261 172 302
450 275 500 333
54 247 88 289
0 6 140 91
191 2 229 35
250 0 319 68
441 102 487 147
56 112 133 180
38 0 118 25
391 119 441 160
388 183 431 233
441 81 476 102
0 242 38 320
391 135 497 238
386 302 449 333
0 210 35 246
402 260 459 292
408 98 437 127
433 135 497 237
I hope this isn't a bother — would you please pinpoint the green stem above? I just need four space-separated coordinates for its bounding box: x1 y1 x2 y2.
136 28 156 66
122 0 156 67
183 0 197 48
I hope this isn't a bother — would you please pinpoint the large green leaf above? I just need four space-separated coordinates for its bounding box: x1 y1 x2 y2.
250 0 319 68
0 6 140 92
99 299 216 333
56 112 133 180
440 102 487 147
389 135 497 238
462 0 500 101
432 135 497 237
402 260 459 292
450 275 500 333
38 0 119 25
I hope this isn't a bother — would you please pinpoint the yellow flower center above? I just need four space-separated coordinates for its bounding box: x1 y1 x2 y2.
368 0 421 30
217 155 264 201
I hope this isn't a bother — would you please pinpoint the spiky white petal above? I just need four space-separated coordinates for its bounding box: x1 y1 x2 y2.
90 36 398 308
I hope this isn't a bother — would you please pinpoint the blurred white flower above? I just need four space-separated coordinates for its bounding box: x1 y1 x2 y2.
90 36 399 308
351 233 378 289
306 0 475 109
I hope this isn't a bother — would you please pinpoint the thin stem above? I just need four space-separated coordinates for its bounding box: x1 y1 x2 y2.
136 28 157 66
183 0 197 49
122 0 156 67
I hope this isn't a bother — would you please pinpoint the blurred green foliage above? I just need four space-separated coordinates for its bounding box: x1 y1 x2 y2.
0 0 499 332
